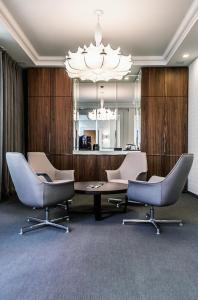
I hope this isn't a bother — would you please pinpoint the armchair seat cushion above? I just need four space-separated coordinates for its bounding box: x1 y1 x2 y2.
109 179 128 185
148 176 165 183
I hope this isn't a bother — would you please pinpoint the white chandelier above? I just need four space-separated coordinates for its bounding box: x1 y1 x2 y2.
88 99 117 121
64 10 133 82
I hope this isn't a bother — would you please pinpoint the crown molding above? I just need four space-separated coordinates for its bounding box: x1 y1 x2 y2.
0 0 38 63
0 0 198 67
163 0 198 63
35 56 65 66
133 56 166 65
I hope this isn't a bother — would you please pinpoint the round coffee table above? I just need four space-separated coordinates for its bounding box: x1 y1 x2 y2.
74 181 128 220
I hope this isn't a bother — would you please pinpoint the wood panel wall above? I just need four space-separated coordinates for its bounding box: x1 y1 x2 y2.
141 67 188 178
27 67 188 181
27 68 125 181
27 68 73 155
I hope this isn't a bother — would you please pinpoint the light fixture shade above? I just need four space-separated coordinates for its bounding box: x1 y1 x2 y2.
65 10 133 82
65 43 132 82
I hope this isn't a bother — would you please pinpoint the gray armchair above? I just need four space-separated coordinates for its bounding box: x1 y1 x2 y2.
6 152 75 235
106 152 148 184
106 152 147 208
28 152 74 211
27 152 74 181
123 154 194 234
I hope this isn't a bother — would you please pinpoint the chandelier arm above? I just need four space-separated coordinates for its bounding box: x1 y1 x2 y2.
112 55 121 70
83 54 105 70
67 59 84 71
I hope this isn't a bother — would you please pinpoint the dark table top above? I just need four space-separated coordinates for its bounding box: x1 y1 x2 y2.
74 181 128 195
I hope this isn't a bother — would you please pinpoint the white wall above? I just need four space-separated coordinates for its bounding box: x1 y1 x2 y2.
188 57 198 194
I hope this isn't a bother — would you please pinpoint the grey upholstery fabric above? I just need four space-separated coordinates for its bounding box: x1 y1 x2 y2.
127 154 194 207
28 152 74 181
6 152 75 208
106 152 147 184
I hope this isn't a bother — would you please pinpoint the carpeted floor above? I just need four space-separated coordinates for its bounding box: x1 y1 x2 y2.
0 193 198 300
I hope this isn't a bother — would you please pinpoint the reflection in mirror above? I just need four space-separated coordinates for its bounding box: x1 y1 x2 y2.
73 76 141 151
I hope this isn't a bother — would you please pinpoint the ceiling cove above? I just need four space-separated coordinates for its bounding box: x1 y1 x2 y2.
0 0 198 67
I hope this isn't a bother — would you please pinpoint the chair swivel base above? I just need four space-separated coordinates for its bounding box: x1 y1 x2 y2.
123 206 183 235
19 207 70 235
108 198 126 208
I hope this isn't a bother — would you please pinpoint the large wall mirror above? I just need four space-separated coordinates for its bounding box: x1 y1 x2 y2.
73 76 141 151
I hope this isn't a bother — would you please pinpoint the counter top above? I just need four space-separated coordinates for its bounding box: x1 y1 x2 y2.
73 150 140 155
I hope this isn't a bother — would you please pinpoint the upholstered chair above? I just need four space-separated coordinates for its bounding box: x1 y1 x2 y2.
106 152 147 207
6 152 75 235
123 154 194 234
106 152 148 184
27 152 74 181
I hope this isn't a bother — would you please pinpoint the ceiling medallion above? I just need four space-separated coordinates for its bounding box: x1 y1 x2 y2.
64 10 133 82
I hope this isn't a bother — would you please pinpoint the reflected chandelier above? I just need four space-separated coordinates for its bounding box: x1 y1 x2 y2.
88 99 117 120
64 10 133 82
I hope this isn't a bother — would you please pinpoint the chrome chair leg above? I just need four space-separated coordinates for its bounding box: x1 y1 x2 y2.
123 206 183 235
19 207 70 235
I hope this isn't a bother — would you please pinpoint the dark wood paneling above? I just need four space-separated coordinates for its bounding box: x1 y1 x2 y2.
110 155 125 170
141 68 165 97
51 68 72 97
162 155 180 177
72 155 126 181
27 68 73 154
165 68 188 97
73 155 98 181
50 97 73 154
28 68 51 97
141 67 188 178
28 97 50 152
147 155 162 178
165 97 187 155
47 154 74 170
97 156 112 181
141 97 164 154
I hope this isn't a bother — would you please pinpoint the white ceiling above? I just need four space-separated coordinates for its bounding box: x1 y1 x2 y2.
0 0 198 70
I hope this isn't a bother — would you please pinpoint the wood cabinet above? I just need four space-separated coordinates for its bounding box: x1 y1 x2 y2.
50 97 73 154
141 67 188 177
27 68 73 154
28 68 51 97
73 155 125 181
28 97 50 152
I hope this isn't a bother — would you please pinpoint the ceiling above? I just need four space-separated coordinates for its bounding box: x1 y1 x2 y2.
0 0 198 72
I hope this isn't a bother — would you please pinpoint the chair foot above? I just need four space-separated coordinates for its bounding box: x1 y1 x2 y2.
19 209 70 235
123 207 183 235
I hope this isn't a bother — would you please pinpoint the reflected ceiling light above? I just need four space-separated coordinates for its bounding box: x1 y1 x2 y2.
182 53 189 58
88 85 117 120
64 10 133 82
88 99 117 120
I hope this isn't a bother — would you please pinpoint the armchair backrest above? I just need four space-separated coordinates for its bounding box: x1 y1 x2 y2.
120 152 147 180
28 152 56 180
161 154 194 206
6 152 43 207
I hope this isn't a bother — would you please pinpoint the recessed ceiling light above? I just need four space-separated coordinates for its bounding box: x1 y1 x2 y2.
182 53 189 58
124 76 129 80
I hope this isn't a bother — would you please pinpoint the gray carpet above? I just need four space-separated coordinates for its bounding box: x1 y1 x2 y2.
0 193 198 300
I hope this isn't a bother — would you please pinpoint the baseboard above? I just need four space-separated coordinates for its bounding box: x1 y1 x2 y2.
187 191 198 198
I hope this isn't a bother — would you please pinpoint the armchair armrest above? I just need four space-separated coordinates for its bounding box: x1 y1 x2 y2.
36 172 53 182
127 180 163 206
106 169 121 181
42 180 75 206
136 172 147 181
55 169 74 181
